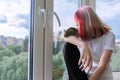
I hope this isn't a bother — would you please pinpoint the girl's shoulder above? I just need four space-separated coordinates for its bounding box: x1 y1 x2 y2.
104 31 115 38
94 31 115 43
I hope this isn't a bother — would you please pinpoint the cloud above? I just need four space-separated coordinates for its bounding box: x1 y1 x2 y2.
0 24 29 38
9 14 30 29
0 15 7 23
96 0 120 19
96 0 120 39
0 0 30 38
0 0 30 26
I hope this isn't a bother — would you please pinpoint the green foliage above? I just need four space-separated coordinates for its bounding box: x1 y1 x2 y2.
0 49 16 61
23 36 28 51
7 45 23 54
53 41 64 55
53 51 65 80
0 45 28 80
12 46 23 54
53 40 65 80
0 52 28 80
111 49 120 71
62 70 68 80
0 47 6 50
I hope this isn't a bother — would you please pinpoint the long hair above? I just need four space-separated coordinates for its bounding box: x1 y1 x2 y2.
74 6 111 41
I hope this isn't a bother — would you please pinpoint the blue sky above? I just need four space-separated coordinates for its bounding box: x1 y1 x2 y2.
0 0 30 38
0 0 120 39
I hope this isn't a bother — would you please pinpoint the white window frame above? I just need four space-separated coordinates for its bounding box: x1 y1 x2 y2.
32 0 45 80
32 0 53 80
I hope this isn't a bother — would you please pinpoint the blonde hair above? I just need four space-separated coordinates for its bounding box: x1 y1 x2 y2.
74 6 111 41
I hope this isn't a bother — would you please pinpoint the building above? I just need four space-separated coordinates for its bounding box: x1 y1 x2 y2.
0 35 24 47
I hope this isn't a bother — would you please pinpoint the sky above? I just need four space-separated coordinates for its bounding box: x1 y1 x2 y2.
0 0 30 38
96 0 120 39
0 0 120 39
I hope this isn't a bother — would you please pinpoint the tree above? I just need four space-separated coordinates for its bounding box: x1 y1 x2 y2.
0 47 5 50
0 49 15 61
13 46 23 54
7 45 23 54
53 51 65 80
0 52 28 80
23 36 28 52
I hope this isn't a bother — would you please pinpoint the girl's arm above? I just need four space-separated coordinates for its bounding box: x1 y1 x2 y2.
65 36 92 72
89 32 115 80
89 50 112 80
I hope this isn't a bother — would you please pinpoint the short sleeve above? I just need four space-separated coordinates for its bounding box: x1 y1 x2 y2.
104 32 116 52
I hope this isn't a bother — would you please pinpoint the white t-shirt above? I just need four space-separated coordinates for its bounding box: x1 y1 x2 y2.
79 32 116 80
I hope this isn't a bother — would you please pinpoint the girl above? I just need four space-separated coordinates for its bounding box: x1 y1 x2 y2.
65 6 116 80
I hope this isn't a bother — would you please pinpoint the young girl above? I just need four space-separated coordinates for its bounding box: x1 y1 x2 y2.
65 6 116 80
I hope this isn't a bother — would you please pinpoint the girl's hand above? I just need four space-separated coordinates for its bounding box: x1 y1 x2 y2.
65 36 92 72
78 42 92 73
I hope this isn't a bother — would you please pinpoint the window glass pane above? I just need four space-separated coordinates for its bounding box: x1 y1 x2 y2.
0 0 30 80
96 0 120 71
96 0 120 80
53 0 81 80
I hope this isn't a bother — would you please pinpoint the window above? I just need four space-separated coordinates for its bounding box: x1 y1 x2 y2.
53 0 81 80
96 0 120 80
96 0 120 71
0 0 30 80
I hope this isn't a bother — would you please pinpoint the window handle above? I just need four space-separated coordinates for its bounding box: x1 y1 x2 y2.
38 7 46 28
50 11 61 27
